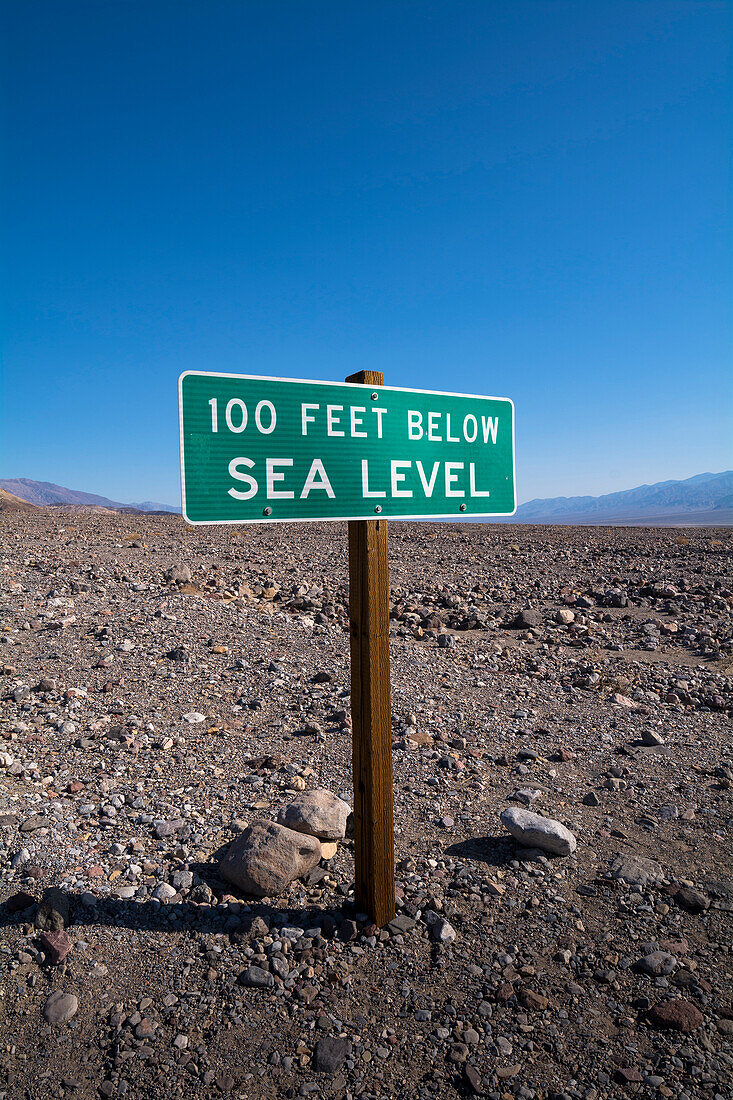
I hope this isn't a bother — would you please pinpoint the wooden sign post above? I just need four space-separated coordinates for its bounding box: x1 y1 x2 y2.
345 370 396 926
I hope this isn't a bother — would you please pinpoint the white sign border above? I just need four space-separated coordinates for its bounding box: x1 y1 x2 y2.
178 370 517 526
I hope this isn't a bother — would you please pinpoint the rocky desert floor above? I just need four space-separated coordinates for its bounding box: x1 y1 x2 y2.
0 513 731 1100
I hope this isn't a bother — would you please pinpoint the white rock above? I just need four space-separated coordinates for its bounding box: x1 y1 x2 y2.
153 883 177 900
500 807 577 856
182 712 205 724
430 917 456 944
277 789 350 840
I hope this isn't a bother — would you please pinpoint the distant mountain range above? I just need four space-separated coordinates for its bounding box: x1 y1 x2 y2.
0 479 179 514
514 470 732 526
1 472 730 525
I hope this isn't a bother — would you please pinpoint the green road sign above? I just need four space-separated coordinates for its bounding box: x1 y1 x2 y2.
179 372 516 525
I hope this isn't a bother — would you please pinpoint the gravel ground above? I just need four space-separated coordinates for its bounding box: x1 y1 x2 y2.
0 513 731 1100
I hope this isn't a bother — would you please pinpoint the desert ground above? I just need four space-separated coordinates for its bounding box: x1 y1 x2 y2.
0 512 731 1100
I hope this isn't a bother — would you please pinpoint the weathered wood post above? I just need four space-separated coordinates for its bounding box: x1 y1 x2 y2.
345 369 396 926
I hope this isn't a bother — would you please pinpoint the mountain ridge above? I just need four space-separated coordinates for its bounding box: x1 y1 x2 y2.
0 479 179 513
515 470 732 524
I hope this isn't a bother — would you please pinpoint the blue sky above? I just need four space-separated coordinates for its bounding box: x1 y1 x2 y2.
1 1 730 506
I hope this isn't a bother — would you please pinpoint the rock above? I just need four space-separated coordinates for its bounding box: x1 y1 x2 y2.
313 1036 352 1073
615 1067 643 1085
163 564 191 584
634 951 677 976
35 887 73 931
238 965 274 989
610 853 664 888
510 609 540 629
499 807 577 856
320 841 338 860
40 930 73 965
276 789 350 840
648 999 704 1032
509 787 542 807
611 693 637 709
153 883 177 901
463 1063 483 1094
43 991 78 1026
429 917 456 944
388 914 417 935
672 885 709 913
182 712 205 724
519 988 549 1011
154 819 185 839
219 819 322 896
19 815 49 833
640 729 666 746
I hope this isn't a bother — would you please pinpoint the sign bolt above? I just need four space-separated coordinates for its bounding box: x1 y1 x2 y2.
374 505 382 513
459 503 467 512
371 392 379 400
263 507 272 516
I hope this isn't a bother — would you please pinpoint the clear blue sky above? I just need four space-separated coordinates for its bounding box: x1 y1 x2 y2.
1 1 730 506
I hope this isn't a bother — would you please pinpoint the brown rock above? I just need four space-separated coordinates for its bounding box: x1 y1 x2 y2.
463 1064 483 1094
615 1067 643 1085
519 988 549 1011
219 819 321 897
672 885 710 913
40 930 73 965
648 999 704 1032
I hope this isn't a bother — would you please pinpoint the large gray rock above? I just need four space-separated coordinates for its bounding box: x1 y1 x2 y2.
238 965 274 989
635 951 677 976
510 608 541 629
500 807 577 856
610 852 664 887
220 819 321 897
43 991 78 1026
277 789 350 841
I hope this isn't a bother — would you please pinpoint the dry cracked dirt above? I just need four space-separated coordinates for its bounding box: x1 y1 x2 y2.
0 512 731 1100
